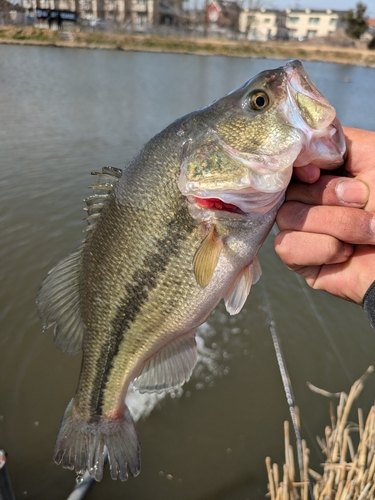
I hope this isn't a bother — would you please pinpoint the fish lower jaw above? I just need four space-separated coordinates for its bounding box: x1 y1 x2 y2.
293 120 346 168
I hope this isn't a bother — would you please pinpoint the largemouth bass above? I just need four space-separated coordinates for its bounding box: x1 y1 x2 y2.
37 60 346 481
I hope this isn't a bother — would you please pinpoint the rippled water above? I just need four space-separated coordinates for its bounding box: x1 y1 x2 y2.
1 45 375 499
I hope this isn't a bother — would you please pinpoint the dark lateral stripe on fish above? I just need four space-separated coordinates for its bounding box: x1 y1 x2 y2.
90 204 194 418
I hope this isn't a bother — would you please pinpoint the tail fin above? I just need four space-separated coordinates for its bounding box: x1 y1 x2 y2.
54 400 140 481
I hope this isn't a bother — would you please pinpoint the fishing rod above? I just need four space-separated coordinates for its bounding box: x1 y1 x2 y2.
260 278 315 500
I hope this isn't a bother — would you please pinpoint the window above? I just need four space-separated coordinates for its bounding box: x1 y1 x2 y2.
308 17 320 24
264 18 270 23
135 12 147 24
288 16 299 24
307 29 317 37
329 18 337 26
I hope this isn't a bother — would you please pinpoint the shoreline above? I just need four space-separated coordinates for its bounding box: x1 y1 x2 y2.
1 26 375 67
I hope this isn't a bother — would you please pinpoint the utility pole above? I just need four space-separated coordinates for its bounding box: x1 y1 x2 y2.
75 0 81 20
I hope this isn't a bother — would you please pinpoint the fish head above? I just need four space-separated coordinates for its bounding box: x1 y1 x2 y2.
178 59 346 216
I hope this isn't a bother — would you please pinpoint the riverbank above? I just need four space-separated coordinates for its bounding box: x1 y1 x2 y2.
1 25 375 67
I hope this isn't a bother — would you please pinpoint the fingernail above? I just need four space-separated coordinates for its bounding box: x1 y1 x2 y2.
335 179 369 205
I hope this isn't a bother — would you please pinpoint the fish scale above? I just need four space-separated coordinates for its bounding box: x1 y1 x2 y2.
37 60 346 481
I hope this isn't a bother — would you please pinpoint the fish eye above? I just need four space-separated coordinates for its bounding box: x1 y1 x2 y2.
248 91 270 111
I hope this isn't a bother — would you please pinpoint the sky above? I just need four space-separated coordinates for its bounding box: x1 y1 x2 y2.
264 0 375 18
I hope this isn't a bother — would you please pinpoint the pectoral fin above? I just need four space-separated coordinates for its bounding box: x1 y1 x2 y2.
251 256 262 285
193 226 223 288
133 332 197 393
224 257 262 315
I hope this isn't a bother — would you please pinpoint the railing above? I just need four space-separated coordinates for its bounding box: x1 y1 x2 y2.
0 11 34 26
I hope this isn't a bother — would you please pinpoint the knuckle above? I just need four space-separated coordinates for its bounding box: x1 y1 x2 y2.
273 232 290 260
325 238 352 263
277 202 307 229
337 211 373 242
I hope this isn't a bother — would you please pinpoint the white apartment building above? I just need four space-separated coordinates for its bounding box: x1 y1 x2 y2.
239 7 345 41
21 0 153 25
239 8 285 41
129 0 153 26
285 8 344 39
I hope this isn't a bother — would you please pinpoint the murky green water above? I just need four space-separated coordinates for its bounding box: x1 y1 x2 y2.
1 45 375 499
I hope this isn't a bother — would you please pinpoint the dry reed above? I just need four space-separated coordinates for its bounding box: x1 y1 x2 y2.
266 366 375 500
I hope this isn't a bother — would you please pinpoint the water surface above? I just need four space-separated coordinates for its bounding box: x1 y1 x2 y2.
1 45 375 499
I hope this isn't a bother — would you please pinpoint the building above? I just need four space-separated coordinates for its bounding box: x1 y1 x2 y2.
13 0 348 36
239 8 287 41
367 18 375 35
206 0 240 31
285 8 345 40
128 0 153 27
20 0 155 26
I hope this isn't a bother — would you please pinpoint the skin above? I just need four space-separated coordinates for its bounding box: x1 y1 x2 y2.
274 127 375 304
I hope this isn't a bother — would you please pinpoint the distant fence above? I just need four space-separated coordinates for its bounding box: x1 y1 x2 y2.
0 11 34 26
83 22 243 40
0 10 239 39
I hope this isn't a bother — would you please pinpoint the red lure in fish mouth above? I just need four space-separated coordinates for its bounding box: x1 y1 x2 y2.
194 197 239 213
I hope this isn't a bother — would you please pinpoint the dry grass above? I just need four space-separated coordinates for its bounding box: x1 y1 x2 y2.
0 25 374 67
266 366 375 500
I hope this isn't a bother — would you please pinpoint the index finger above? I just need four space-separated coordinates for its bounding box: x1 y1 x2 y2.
343 127 375 175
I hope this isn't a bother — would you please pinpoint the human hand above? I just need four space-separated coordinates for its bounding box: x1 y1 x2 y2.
274 127 375 304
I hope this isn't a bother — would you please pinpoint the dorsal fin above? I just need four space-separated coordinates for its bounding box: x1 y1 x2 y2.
84 166 122 232
37 248 85 354
37 167 122 354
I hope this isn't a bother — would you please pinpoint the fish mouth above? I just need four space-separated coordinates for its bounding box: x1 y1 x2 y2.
282 60 346 166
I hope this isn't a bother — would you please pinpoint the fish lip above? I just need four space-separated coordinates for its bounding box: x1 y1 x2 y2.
283 60 337 130
281 61 346 167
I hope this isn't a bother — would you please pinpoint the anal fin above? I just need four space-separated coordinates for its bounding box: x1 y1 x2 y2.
133 332 197 393
224 256 262 315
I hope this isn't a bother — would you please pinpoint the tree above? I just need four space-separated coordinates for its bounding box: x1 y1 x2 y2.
75 0 81 20
341 2 368 39
238 0 265 39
